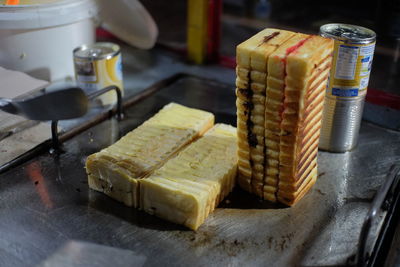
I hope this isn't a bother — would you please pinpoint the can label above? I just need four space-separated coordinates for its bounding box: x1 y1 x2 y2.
74 46 123 105
75 60 97 84
328 41 375 98
319 23 376 152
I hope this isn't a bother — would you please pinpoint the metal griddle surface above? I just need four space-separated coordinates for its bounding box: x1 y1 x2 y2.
1 75 400 267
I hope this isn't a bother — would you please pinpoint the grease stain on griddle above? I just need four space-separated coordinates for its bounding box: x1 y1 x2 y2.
174 228 296 257
218 187 287 209
343 197 373 204
214 239 246 256
316 189 326 195
178 232 249 257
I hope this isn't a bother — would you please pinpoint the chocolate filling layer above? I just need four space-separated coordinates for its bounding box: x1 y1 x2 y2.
263 32 280 43
238 88 253 98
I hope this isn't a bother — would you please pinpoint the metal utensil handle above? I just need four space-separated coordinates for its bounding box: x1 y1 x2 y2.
357 163 400 266
50 85 124 150
87 85 123 120
0 98 10 107
0 98 18 114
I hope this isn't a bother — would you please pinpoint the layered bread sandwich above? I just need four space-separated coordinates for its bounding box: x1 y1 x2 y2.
86 103 214 208
236 28 333 205
140 124 237 230
86 103 238 230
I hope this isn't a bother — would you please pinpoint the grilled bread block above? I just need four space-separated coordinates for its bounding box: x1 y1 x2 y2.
264 33 310 202
140 124 237 230
236 28 295 195
277 35 333 205
86 103 214 207
236 28 333 205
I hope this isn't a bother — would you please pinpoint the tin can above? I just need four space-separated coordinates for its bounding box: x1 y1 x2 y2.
319 24 376 152
73 42 123 105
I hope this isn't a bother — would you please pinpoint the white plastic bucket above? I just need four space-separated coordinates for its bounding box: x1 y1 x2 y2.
0 0 98 81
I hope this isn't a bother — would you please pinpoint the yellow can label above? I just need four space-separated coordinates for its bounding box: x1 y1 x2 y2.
75 53 123 105
327 41 375 98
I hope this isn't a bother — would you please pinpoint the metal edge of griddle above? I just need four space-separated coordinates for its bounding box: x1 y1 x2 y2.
356 163 400 267
368 165 400 267
0 73 187 175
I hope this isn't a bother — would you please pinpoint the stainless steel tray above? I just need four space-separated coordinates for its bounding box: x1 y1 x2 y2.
1 74 399 267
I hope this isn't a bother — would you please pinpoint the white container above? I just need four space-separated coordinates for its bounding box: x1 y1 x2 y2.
0 0 98 81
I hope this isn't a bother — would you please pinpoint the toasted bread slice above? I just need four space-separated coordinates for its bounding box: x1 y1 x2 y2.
277 36 333 205
86 103 214 207
140 124 237 230
262 33 311 201
236 28 333 206
236 29 294 196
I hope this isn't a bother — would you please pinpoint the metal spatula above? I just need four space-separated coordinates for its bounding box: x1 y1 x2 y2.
0 84 88 121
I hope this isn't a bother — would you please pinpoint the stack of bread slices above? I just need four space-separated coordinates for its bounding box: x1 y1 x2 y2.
86 103 237 230
236 28 333 206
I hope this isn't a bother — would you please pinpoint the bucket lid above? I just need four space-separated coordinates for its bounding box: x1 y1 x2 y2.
96 0 158 49
0 0 98 29
0 0 158 49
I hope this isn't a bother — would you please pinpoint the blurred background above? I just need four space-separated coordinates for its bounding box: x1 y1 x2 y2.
142 0 400 96
0 0 398 130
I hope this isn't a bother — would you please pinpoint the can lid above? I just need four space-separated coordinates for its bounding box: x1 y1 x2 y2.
320 23 376 44
73 42 120 60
